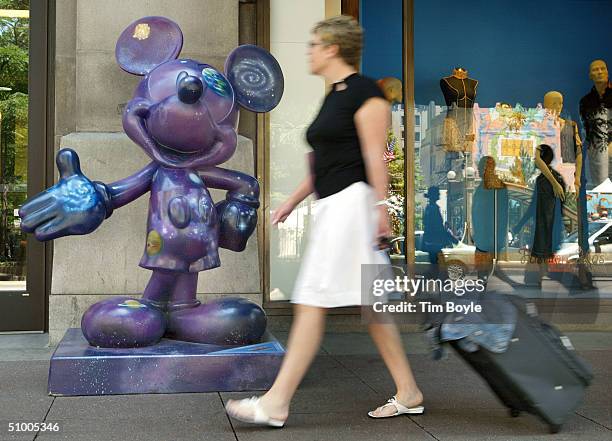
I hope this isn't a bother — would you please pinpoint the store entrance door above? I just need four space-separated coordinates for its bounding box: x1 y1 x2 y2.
0 1 49 333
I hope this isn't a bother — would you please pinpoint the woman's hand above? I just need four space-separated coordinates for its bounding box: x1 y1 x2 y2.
376 205 392 239
271 199 296 225
270 173 314 226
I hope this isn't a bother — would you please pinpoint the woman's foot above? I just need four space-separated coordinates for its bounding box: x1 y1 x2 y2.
225 395 289 428
368 390 424 418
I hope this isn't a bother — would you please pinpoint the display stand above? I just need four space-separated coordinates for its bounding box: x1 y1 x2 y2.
48 328 285 396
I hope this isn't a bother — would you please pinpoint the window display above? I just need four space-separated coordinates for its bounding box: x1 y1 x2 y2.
265 0 611 302
406 1 610 295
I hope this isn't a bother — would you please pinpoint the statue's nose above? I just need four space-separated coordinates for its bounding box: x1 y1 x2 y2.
177 73 203 104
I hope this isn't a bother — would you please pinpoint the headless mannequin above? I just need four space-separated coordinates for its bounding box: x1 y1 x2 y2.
440 68 478 152
440 67 478 108
514 145 566 287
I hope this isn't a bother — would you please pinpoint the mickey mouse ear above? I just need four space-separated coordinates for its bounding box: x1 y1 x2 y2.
116 16 183 75
225 45 284 113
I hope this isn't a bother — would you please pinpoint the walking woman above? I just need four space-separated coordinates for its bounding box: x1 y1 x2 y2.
225 15 423 427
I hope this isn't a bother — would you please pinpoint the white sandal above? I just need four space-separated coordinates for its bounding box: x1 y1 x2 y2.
368 396 425 418
225 396 286 428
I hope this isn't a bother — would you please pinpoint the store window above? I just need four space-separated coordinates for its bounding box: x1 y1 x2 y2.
412 0 611 291
268 1 335 301
267 0 611 302
1 0 48 332
0 4 29 292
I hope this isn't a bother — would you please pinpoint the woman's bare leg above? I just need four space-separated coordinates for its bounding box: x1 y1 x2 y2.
226 304 327 420
368 322 423 416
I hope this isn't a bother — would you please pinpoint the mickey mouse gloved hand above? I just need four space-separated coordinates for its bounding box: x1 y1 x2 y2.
215 190 260 252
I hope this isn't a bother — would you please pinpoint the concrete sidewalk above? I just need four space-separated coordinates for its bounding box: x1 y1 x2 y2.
0 330 610 441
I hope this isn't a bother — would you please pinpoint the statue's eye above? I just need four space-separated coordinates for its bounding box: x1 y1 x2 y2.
201 67 231 97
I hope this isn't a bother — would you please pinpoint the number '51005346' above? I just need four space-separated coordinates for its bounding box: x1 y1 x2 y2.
8 422 60 432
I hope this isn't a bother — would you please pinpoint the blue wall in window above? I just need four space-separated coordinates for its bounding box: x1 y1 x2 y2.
361 0 612 122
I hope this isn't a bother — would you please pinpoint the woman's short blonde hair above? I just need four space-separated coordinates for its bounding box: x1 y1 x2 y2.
312 15 363 67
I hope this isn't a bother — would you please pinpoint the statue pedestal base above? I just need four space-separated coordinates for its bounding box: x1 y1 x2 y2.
48 328 284 396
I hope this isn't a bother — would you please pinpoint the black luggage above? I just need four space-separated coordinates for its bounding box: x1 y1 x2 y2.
449 295 593 434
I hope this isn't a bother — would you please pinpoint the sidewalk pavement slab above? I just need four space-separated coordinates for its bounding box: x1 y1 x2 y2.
1 332 611 441
230 410 436 441
410 408 611 441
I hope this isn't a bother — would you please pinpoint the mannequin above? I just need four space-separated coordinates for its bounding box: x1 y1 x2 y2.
579 59 612 188
543 91 591 287
472 157 508 282
440 67 478 152
440 67 478 107
513 145 566 287
377 77 403 104
541 91 583 193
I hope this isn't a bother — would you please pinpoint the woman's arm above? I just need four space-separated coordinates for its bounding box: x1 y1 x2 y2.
355 97 391 203
271 152 315 225
287 152 315 206
355 97 392 237
288 173 315 207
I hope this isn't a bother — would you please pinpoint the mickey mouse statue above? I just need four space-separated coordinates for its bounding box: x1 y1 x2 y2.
19 17 283 348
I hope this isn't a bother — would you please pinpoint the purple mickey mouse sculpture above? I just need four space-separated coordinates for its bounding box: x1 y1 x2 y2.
18 17 283 348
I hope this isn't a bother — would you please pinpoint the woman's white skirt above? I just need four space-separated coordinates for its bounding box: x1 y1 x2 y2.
291 181 391 308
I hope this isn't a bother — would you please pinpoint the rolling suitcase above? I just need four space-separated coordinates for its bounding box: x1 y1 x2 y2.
449 295 593 433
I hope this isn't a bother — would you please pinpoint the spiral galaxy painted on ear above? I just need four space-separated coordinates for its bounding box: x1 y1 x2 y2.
232 58 273 96
225 45 284 113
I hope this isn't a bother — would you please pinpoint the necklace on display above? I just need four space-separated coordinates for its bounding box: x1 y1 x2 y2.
443 67 476 153
453 67 468 79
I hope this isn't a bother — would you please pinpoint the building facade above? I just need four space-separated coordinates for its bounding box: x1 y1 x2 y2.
1 0 611 340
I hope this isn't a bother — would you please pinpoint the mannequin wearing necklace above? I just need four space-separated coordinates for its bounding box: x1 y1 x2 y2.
538 91 582 193
440 67 478 108
440 67 478 152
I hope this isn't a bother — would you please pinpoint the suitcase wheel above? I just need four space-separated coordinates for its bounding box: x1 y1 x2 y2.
509 409 521 418
549 424 562 434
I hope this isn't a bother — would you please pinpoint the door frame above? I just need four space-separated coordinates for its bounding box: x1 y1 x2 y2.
0 0 54 333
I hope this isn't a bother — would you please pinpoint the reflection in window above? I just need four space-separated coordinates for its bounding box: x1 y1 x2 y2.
0 4 29 292
268 1 328 301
